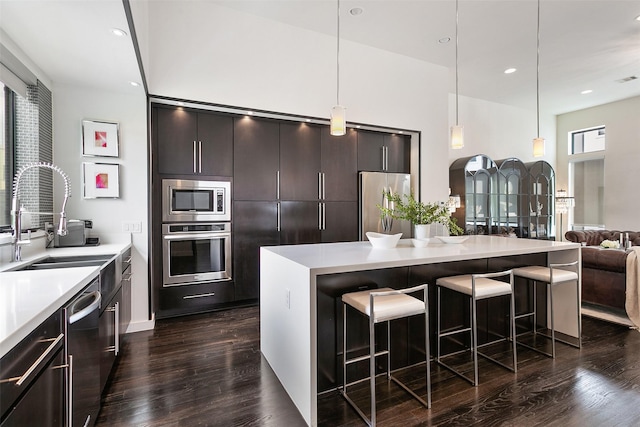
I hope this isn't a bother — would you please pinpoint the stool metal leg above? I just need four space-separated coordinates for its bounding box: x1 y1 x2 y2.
370 314 376 426
471 285 478 386
549 282 556 358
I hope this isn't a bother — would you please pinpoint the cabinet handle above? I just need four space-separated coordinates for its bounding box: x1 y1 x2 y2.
322 202 326 230
193 141 197 173
277 202 281 232
384 146 389 171
322 173 326 200
68 354 73 427
1 333 64 386
318 203 322 230
198 141 202 173
276 171 280 200
115 301 120 356
183 292 216 299
318 172 322 200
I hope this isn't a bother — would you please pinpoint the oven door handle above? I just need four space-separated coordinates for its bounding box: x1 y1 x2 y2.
163 232 231 240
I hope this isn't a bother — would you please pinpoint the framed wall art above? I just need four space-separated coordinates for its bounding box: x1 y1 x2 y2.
82 119 119 157
83 162 120 198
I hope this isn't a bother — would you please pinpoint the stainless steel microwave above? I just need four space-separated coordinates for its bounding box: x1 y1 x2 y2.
162 179 231 222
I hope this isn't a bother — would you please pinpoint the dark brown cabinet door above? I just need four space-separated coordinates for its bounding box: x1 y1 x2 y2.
280 201 321 245
322 201 358 243
357 130 385 172
321 128 358 202
234 117 280 201
384 133 411 173
197 112 233 176
280 122 321 201
155 107 233 176
155 106 198 175
233 201 279 301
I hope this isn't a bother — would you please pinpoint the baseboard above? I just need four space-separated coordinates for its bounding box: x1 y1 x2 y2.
125 312 156 333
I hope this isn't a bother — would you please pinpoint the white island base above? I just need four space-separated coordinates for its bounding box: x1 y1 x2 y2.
260 236 581 426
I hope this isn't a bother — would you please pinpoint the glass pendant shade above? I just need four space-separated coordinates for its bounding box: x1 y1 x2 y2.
330 105 346 136
451 125 464 149
533 137 545 157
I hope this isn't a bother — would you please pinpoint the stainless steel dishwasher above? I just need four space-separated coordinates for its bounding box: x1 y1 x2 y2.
65 277 101 427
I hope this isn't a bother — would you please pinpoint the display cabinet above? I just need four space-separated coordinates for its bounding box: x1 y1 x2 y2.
450 155 555 239
449 154 499 235
526 160 555 240
495 158 530 238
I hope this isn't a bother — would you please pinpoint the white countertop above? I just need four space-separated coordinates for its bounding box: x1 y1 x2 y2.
0 243 131 358
261 235 580 275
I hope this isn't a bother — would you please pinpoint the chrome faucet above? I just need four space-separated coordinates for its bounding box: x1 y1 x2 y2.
11 162 71 262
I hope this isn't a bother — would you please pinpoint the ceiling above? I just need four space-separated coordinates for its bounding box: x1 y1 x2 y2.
1 0 639 115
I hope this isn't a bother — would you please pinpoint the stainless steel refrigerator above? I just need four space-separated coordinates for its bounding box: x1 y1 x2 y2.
359 171 412 240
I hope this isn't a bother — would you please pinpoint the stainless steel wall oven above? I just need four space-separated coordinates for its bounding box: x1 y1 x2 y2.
162 223 232 286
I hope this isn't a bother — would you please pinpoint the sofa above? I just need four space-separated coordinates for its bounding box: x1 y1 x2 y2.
565 230 640 312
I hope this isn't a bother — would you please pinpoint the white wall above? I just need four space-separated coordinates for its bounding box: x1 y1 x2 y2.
448 94 556 167
556 95 640 230
52 84 150 330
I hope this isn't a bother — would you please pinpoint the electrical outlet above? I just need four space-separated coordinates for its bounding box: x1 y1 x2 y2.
285 289 290 309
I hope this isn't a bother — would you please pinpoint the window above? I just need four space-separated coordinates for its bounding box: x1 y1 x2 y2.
569 126 605 230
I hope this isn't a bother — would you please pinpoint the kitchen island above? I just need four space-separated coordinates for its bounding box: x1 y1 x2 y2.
260 235 581 426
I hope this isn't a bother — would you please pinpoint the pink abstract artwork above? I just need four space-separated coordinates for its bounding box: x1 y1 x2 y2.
95 173 109 189
95 131 108 148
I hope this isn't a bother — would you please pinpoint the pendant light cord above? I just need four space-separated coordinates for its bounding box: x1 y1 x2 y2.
536 0 540 138
336 0 341 106
455 0 459 126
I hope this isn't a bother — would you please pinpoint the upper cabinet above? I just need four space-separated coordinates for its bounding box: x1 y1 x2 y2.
233 116 280 201
279 122 321 201
154 106 233 177
321 127 358 202
357 130 410 173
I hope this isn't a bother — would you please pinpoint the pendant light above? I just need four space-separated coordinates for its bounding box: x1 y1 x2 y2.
330 0 346 136
532 0 545 157
451 0 463 149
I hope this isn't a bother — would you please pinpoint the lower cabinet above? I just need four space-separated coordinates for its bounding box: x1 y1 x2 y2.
99 288 122 393
158 281 235 318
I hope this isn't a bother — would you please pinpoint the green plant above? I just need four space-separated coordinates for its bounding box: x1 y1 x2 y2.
378 191 464 236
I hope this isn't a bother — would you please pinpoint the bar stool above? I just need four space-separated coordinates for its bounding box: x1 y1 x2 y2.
435 270 516 386
341 284 431 426
512 261 581 358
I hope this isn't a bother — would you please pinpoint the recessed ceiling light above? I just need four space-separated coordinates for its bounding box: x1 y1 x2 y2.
581 89 593 94
110 28 127 37
635 14 640 21
349 7 363 16
504 68 517 74
438 37 451 44
129 81 140 87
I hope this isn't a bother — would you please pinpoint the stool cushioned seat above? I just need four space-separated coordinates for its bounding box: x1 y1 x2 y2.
342 287 426 322
512 266 578 283
435 275 512 298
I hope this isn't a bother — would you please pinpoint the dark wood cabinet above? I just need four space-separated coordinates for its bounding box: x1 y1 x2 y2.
357 129 410 173
155 106 233 176
233 201 280 301
99 287 121 393
280 122 321 201
321 127 358 202
322 201 358 242
158 281 235 318
280 201 321 245
384 133 411 173
233 117 280 200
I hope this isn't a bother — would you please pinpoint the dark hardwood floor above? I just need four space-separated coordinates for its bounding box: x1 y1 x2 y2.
97 307 640 426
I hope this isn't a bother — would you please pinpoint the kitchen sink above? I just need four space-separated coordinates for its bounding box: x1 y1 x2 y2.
10 254 115 271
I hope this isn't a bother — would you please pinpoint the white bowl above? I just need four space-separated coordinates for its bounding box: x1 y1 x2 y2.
366 232 402 249
412 238 430 248
435 235 469 244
